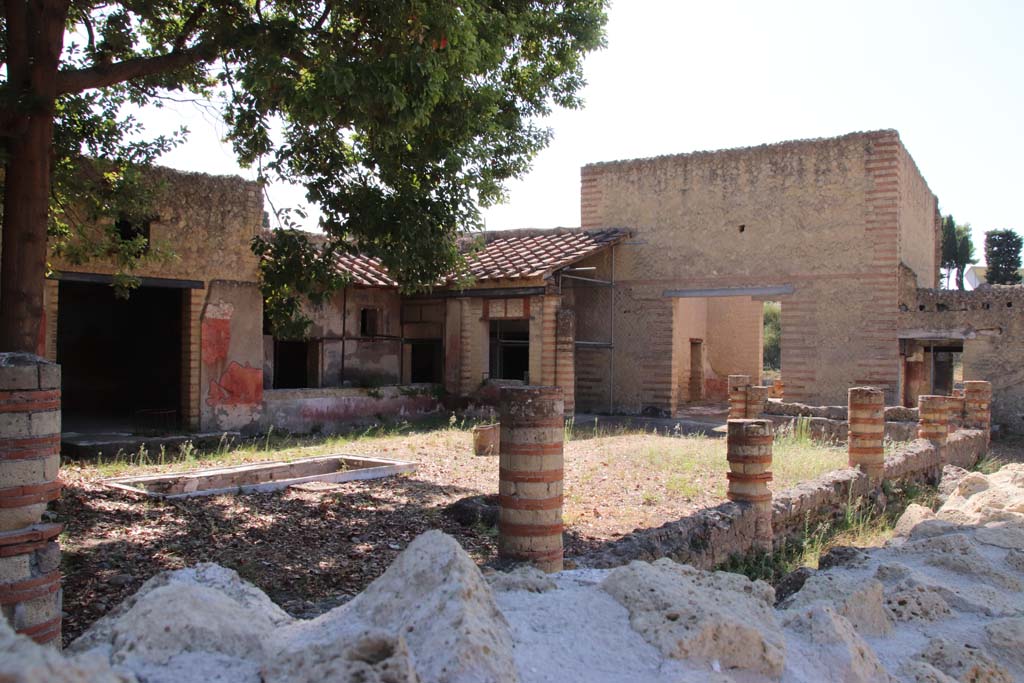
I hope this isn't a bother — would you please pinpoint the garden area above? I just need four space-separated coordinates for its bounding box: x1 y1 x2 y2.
57 416 920 644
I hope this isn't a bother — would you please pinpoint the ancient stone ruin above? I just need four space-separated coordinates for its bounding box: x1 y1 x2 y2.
6 457 1024 682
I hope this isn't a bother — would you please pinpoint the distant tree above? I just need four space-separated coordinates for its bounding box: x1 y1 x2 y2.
762 301 780 371
0 1 609 351
984 230 1023 285
939 215 978 290
952 224 977 291
940 215 958 288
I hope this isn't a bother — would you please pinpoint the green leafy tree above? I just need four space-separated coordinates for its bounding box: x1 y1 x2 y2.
984 229 1023 285
762 301 780 371
0 1 608 351
939 215 978 290
940 214 958 288
951 223 976 291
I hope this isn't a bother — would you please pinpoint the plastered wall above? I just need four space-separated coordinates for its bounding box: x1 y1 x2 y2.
706 296 763 396
581 130 939 409
43 168 264 433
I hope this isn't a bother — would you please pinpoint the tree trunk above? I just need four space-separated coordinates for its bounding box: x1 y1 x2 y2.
0 0 69 352
956 266 966 291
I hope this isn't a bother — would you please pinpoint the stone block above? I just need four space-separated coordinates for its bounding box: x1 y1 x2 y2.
0 554 31 584
36 363 60 390
0 365 39 391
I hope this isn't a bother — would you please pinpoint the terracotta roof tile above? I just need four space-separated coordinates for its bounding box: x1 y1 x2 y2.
325 228 630 287
328 251 397 287
458 228 630 282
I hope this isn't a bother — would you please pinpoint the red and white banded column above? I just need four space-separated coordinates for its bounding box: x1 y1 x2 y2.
498 386 564 573
0 354 62 646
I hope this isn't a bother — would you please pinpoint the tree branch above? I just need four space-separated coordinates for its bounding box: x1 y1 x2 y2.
174 6 207 51
55 41 220 95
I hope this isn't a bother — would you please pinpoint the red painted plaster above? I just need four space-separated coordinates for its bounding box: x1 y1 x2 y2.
207 362 263 407
201 318 231 367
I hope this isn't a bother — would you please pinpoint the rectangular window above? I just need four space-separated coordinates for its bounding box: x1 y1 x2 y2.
489 319 530 381
360 308 380 337
273 340 319 389
115 216 151 253
410 340 444 384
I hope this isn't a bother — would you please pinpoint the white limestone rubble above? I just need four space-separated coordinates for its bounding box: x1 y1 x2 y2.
5 464 1024 682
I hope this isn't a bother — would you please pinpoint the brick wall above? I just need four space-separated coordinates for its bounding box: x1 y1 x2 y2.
579 130 937 409
900 286 1024 434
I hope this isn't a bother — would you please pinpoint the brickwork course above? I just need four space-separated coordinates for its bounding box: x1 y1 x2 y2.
0 354 62 646
580 129 942 414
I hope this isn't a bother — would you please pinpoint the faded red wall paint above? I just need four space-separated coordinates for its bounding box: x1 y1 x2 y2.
201 318 231 367
207 361 263 407
705 377 728 401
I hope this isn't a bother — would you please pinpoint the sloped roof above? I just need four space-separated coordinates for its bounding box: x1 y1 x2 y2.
460 228 629 282
327 251 397 287
326 227 630 288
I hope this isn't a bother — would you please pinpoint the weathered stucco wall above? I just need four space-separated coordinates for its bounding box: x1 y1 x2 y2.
706 296 763 396
261 386 441 434
673 298 707 404
900 285 1024 434
200 281 264 433
266 286 403 389
581 130 938 410
50 168 262 284
42 168 263 433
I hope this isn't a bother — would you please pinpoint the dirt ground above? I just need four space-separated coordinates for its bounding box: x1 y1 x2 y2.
55 423 1019 645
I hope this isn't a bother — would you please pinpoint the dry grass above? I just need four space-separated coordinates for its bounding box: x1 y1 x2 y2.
58 416 858 645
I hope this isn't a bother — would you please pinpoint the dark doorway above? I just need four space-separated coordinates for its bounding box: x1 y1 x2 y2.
57 280 183 432
410 340 444 383
489 319 530 381
689 339 704 401
273 340 318 389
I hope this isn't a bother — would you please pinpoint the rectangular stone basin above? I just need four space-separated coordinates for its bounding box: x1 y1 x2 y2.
102 454 417 499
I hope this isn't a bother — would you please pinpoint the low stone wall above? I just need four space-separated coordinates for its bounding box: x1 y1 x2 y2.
765 415 918 443
764 399 918 423
260 385 442 434
578 429 989 569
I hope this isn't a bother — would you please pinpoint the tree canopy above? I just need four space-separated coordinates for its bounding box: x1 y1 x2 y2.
0 1 608 350
939 215 976 290
984 229 1023 286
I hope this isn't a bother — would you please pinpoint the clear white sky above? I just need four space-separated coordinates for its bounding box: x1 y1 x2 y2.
142 0 1024 261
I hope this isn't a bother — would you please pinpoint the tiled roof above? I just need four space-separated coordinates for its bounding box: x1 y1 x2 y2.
326 227 630 287
458 228 630 282
328 251 397 287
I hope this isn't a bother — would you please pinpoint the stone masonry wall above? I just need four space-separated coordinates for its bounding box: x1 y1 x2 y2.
580 130 939 410
899 285 1024 434
43 168 264 433
261 386 441 434
579 428 988 569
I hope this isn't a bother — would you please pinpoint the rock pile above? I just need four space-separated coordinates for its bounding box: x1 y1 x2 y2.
5 465 1024 682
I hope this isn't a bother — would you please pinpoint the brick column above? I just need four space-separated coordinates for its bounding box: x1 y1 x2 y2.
945 395 963 435
745 386 769 418
0 354 62 646
963 381 992 441
848 387 885 482
498 386 564 573
918 395 948 445
726 419 773 551
727 375 751 420
555 310 575 417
